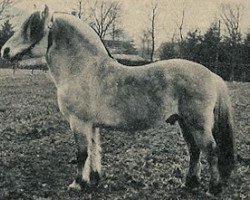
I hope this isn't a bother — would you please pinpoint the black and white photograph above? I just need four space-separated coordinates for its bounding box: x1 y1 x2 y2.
0 0 249 199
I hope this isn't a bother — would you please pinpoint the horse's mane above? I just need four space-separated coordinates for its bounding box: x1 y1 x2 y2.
51 13 113 59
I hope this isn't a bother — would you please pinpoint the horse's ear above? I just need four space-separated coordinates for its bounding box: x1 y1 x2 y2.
40 5 49 19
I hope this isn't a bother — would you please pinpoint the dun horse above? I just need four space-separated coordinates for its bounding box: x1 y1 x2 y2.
1 6 235 195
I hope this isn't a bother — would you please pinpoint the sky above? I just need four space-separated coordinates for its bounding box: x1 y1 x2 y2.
9 0 250 48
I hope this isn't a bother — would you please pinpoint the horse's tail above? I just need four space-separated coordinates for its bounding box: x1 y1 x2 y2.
213 81 235 182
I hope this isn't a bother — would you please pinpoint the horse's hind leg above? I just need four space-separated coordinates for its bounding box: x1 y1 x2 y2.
178 119 201 189
194 128 222 195
179 102 222 195
68 116 92 190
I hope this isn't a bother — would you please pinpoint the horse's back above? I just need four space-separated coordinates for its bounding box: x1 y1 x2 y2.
144 59 219 100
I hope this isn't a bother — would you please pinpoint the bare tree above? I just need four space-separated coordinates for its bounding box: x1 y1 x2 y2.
179 9 185 43
172 8 186 58
215 20 221 71
89 0 121 40
78 0 82 19
140 2 158 61
71 0 92 22
140 29 151 59
221 4 241 42
177 9 185 58
220 3 242 81
0 0 11 15
0 0 16 74
0 0 13 19
110 15 123 41
150 3 157 62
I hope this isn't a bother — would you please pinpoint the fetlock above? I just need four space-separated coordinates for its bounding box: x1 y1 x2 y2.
209 181 222 195
90 171 100 187
185 175 200 189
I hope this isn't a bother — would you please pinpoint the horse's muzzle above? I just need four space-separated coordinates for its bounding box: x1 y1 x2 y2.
1 47 32 62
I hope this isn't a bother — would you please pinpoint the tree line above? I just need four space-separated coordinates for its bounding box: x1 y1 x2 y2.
0 19 14 68
158 22 250 81
0 19 13 47
156 4 250 82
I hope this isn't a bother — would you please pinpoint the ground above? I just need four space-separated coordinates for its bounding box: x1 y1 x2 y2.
0 69 249 200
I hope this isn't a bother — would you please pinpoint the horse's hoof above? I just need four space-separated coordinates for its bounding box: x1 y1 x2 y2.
208 181 222 195
68 180 81 191
206 191 215 197
68 178 89 191
90 171 100 187
166 114 180 125
185 176 200 189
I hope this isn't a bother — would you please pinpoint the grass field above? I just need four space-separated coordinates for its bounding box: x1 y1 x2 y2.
0 69 249 200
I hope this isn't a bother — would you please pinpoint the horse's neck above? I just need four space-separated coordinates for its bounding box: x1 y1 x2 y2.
47 15 112 84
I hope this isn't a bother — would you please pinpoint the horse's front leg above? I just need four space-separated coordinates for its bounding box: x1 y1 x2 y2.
68 116 93 190
90 127 102 187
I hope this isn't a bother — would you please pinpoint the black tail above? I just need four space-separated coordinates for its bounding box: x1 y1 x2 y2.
213 85 235 182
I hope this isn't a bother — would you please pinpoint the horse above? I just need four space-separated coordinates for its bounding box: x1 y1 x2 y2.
1 6 235 196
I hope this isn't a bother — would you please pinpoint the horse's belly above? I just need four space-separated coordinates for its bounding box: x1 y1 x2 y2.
56 80 178 131
97 92 178 131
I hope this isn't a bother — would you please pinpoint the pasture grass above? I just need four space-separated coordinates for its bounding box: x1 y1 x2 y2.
0 69 249 200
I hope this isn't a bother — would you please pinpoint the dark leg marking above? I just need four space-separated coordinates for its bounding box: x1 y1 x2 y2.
185 146 201 189
209 181 222 195
75 175 89 189
178 118 201 189
76 151 88 170
166 114 180 125
207 142 222 195
75 150 88 187
185 175 200 189
90 171 100 187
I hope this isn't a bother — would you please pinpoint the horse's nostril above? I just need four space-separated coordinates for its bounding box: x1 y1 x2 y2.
3 47 10 59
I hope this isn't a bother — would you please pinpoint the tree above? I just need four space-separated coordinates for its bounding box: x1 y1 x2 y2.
140 2 158 61
89 0 121 40
0 19 14 48
0 0 16 20
182 29 202 62
243 32 250 64
158 29 202 62
158 42 178 60
104 39 137 55
200 22 221 65
140 29 151 59
0 0 11 15
179 9 185 44
0 19 15 73
77 0 83 19
220 3 242 81
173 8 186 58
149 3 157 62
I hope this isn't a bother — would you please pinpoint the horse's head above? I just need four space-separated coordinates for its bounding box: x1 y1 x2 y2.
1 5 51 61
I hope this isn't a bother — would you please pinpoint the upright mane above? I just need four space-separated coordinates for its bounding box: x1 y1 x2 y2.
49 13 113 59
